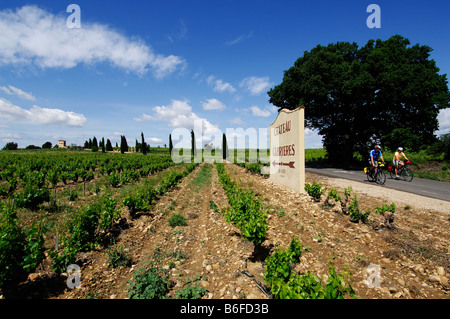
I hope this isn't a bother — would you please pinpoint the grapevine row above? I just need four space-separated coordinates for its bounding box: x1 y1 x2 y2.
216 162 356 299
0 161 198 290
215 162 268 246
0 152 175 209
51 162 198 273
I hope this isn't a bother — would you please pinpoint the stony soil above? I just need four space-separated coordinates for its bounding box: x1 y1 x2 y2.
11 162 450 299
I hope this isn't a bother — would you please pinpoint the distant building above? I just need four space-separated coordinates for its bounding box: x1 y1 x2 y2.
58 140 67 148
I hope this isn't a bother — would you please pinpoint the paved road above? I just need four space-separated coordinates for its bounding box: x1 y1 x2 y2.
306 167 450 202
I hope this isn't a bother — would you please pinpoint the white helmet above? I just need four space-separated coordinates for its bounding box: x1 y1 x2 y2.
398 147 403 152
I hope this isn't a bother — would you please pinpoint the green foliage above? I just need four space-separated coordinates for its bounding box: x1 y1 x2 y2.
327 188 342 202
264 238 302 285
209 200 219 213
2 142 18 151
106 244 132 268
50 246 77 274
0 151 182 277
42 142 52 149
13 170 50 209
434 133 450 160
382 128 422 152
68 205 101 251
123 189 152 214
268 35 450 164
157 171 182 195
216 163 268 246
348 195 370 223
120 135 128 154
14 184 50 210
21 221 46 273
264 238 355 299
128 265 171 299
0 202 45 288
47 169 60 188
222 133 229 160
304 181 326 201
98 193 120 233
68 189 78 201
50 193 120 273
107 172 121 188
176 277 208 299
122 164 198 216
245 163 261 174
344 186 353 199
0 202 26 287
374 203 396 215
168 213 187 227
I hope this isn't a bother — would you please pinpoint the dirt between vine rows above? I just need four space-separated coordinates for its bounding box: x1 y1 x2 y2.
17 162 450 299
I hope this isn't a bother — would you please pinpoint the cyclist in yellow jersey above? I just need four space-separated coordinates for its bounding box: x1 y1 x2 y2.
393 147 409 178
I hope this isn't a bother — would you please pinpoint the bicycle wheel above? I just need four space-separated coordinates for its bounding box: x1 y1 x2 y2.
400 167 414 182
367 169 375 182
375 170 386 185
389 168 396 179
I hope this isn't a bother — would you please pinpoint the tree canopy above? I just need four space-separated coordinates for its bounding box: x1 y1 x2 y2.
268 35 450 164
2 142 18 151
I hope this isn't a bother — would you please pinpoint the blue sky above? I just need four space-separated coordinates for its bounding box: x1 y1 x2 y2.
0 0 449 150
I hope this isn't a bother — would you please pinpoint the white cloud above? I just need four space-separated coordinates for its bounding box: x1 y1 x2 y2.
168 19 188 43
437 108 450 135
206 75 236 93
147 137 163 144
249 105 273 117
0 98 87 127
0 132 21 142
225 32 253 47
240 76 272 95
0 85 36 101
0 5 185 78
201 98 226 111
228 117 245 125
134 99 220 136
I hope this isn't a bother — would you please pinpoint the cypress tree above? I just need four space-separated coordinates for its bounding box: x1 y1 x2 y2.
141 132 147 155
101 137 105 153
222 133 229 160
169 134 173 156
191 130 197 157
106 139 113 152
120 135 128 154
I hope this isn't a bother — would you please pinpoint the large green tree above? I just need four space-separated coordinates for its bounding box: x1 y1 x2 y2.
2 142 18 151
268 35 450 164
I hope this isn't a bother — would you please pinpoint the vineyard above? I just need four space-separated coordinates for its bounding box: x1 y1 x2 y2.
0 149 449 300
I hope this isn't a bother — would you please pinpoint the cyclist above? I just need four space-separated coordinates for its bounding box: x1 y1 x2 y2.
393 147 410 178
368 145 385 176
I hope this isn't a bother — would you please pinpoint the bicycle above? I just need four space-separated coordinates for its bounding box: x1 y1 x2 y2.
389 160 414 182
364 161 386 185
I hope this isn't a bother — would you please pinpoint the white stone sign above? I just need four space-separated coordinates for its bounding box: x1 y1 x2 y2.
269 106 306 194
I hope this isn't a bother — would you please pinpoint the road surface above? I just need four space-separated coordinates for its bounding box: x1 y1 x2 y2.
306 167 450 202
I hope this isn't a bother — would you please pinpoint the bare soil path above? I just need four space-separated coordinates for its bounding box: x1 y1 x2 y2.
53 163 267 299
